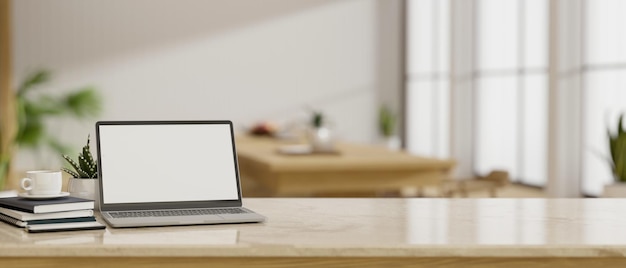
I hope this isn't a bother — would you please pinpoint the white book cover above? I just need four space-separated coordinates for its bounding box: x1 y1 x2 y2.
26 221 106 233
0 207 93 221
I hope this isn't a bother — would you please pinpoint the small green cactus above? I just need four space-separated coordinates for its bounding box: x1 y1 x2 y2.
62 135 97 179
609 114 626 183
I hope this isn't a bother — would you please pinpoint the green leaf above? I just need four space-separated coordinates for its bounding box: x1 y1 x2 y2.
83 144 96 168
61 167 80 178
78 155 91 174
610 114 626 182
16 119 45 147
17 70 51 96
617 147 626 182
64 87 102 118
28 95 66 116
76 168 90 178
63 155 83 175
619 145 626 182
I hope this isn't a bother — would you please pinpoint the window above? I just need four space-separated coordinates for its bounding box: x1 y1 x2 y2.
474 0 548 186
405 0 548 186
582 0 626 196
405 0 450 159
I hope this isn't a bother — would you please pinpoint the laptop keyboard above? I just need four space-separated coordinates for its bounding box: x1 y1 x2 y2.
108 208 247 218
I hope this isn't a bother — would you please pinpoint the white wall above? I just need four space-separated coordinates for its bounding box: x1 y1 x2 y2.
546 0 583 197
11 0 399 170
450 0 476 178
375 0 404 135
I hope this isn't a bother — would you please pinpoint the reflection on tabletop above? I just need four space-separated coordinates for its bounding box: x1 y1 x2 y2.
3 198 626 249
103 229 238 245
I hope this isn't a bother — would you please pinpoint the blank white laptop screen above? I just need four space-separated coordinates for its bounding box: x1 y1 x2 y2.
98 123 239 204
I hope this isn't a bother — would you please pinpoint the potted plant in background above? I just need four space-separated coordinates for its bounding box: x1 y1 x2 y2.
379 105 400 150
307 110 335 153
62 135 98 200
0 69 101 191
604 114 626 197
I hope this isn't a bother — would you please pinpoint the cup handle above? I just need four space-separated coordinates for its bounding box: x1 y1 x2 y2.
20 178 33 191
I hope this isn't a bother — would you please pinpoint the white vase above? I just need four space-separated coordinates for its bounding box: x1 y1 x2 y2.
383 136 401 151
308 126 335 153
68 178 97 200
603 183 626 197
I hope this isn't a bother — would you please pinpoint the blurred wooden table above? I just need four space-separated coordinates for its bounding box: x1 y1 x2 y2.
235 136 455 197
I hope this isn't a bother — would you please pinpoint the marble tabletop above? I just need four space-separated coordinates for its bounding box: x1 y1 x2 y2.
1 198 626 258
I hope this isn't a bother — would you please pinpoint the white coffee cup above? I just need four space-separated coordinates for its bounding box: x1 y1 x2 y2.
20 170 63 196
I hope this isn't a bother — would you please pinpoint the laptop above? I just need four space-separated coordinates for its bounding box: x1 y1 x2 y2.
95 120 266 228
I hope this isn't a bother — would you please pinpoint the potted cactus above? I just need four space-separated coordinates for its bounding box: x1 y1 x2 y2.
604 114 626 197
379 105 400 150
62 135 98 200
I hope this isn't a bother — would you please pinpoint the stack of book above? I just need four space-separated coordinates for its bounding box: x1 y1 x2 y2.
0 196 105 233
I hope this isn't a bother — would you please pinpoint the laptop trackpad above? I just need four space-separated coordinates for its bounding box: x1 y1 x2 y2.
178 215 223 224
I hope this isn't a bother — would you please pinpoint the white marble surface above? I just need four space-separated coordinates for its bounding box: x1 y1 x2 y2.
1 198 626 257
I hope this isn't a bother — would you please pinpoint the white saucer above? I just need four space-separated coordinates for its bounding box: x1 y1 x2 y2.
277 144 313 155
18 192 70 200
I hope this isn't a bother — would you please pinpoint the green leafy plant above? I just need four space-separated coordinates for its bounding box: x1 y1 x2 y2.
0 69 102 189
609 114 626 182
16 70 101 150
62 135 97 179
379 105 397 138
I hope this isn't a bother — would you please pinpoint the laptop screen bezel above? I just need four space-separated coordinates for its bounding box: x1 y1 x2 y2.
95 120 243 212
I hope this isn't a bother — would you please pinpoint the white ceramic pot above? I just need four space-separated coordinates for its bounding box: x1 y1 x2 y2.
603 182 626 197
383 136 401 151
68 178 97 200
308 126 335 153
